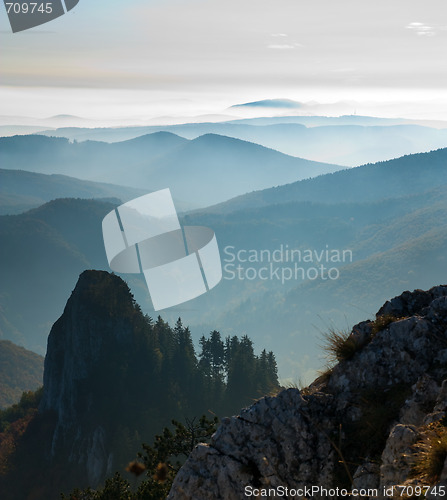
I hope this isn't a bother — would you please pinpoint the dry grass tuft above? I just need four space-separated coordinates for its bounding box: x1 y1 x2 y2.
412 423 447 485
321 328 363 363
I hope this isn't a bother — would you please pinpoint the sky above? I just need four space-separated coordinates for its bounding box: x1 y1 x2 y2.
1 0 447 121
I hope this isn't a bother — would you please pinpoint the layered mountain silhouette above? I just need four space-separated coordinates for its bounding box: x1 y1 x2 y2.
25 116 447 166
0 168 146 215
0 133 342 206
1 147 447 380
203 147 447 212
0 199 116 352
177 148 447 378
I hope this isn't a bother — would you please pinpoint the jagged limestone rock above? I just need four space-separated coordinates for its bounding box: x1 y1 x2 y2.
169 286 447 499
352 462 380 498
39 270 140 488
169 389 336 500
400 375 440 426
379 424 419 490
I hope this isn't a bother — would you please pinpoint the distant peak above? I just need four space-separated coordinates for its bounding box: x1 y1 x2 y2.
116 131 188 145
47 114 84 120
230 99 302 109
193 133 236 141
191 133 257 147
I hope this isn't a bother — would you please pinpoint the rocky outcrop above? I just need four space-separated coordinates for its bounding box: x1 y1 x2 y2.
169 285 447 499
39 270 145 488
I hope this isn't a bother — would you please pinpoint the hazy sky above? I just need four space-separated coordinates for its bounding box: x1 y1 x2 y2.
1 0 447 120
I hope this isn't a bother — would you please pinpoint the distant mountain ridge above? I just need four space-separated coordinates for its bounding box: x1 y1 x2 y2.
176 147 447 379
230 98 303 109
0 198 117 352
146 133 341 205
1 147 447 379
24 117 447 166
0 133 342 206
0 168 147 215
203 147 447 213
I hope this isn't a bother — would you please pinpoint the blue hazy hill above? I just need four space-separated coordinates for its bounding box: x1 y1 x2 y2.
230 98 303 108
1 147 447 380
0 133 342 206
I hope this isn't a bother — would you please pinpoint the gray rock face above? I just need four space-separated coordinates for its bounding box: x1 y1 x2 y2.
39 270 139 487
169 285 447 499
169 390 336 500
380 424 418 490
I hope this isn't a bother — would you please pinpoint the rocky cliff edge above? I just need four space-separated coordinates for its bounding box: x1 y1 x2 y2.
169 285 447 499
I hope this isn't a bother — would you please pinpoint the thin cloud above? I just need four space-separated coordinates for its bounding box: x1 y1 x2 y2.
406 22 436 37
267 41 303 50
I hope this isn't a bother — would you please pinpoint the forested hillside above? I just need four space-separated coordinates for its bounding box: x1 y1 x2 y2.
0 341 43 409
